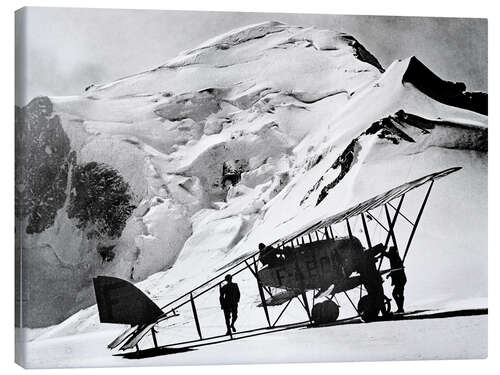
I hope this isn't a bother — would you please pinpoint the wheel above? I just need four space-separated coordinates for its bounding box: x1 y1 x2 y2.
384 296 392 314
311 300 340 324
357 295 379 322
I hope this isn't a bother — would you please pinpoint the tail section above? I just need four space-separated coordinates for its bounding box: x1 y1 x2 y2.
93 276 164 325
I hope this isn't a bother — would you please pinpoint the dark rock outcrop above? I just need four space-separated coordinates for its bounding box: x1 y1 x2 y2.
403 56 487 115
15 96 71 234
302 110 487 207
67 161 136 240
339 34 385 73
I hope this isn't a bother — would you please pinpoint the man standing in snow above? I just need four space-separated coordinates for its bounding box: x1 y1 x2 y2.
220 274 240 336
385 246 407 313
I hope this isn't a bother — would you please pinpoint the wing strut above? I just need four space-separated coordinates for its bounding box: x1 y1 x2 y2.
403 180 434 261
378 195 404 270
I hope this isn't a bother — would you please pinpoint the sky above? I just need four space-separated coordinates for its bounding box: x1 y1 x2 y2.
15 7 487 105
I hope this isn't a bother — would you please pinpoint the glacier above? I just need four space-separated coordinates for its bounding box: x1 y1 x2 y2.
15 21 487 363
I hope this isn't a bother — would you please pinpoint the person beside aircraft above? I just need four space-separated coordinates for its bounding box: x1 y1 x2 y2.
219 274 241 335
385 246 407 313
258 243 284 267
357 245 390 318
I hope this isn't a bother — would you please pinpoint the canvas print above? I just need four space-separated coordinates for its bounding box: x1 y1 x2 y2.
15 7 487 368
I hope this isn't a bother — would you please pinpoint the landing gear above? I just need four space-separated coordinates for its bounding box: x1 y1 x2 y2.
358 295 378 322
357 294 392 322
384 296 392 315
311 300 340 324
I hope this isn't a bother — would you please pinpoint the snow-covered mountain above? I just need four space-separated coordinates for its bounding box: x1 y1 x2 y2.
15 21 487 331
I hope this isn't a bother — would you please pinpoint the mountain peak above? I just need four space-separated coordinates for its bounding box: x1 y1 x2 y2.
86 22 384 102
402 55 487 115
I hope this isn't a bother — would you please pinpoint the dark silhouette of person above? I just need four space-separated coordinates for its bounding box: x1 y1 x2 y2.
258 243 280 267
356 243 389 318
219 274 240 335
385 246 407 313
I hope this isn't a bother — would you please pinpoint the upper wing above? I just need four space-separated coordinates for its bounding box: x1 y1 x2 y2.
271 167 461 247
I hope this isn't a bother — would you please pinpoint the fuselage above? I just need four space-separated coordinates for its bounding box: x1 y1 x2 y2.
257 237 365 291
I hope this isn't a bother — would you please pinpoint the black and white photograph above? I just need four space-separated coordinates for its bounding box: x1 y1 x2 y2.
14 5 488 369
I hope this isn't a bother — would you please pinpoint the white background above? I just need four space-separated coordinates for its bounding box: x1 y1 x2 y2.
1 0 497 374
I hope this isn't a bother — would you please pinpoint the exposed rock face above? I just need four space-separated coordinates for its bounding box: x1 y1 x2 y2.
309 110 487 206
67 162 136 240
16 22 487 329
336 33 385 73
402 56 487 115
15 97 139 327
15 97 71 234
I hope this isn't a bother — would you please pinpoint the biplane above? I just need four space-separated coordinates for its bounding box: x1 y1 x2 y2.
93 166 461 354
